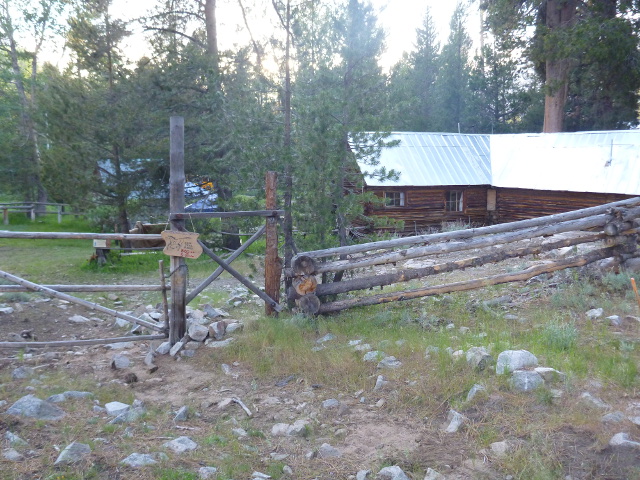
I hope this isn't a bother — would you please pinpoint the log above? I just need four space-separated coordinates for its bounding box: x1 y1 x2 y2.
0 284 165 293
314 209 640 274
198 240 283 312
170 210 284 220
0 231 163 241
186 225 266 304
314 230 637 297
293 255 316 275
159 260 170 333
296 293 321 315
0 334 167 350
317 247 614 314
264 171 282 316
291 197 640 263
293 275 318 296
0 270 165 332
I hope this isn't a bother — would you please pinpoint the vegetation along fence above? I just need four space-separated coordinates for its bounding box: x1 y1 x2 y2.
286 197 640 315
1 202 76 225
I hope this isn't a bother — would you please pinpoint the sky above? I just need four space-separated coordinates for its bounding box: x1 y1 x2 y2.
89 0 481 71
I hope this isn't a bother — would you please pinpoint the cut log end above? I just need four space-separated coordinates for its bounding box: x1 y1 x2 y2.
296 293 320 315
293 255 316 275
293 275 318 296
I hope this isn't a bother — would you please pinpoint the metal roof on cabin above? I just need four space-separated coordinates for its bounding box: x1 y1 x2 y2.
490 130 640 195
359 132 491 187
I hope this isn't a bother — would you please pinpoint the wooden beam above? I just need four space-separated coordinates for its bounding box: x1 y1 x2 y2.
0 334 167 350
170 210 284 220
292 196 640 263
317 247 614 314
0 270 164 332
0 284 165 293
0 231 163 240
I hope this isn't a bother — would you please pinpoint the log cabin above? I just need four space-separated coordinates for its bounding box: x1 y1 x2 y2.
357 130 640 233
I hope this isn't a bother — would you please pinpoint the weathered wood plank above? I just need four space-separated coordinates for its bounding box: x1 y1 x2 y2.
0 284 165 293
170 210 284 220
0 334 167 349
0 231 163 240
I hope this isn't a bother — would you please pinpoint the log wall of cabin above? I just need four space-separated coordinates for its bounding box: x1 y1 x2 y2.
366 185 490 233
494 188 632 223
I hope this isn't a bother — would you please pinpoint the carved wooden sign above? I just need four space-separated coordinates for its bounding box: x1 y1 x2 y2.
161 231 203 259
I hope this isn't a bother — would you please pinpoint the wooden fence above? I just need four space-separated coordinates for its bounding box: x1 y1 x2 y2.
1 202 77 225
286 197 640 315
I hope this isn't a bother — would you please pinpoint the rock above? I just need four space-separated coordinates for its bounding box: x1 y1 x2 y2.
377 356 402 369
226 321 244 334
110 407 146 424
287 419 310 436
444 409 467 433
609 432 640 450
232 428 248 437
11 366 34 380
111 354 131 369
205 337 235 348
356 470 371 480
155 342 171 355
376 465 411 480
363 351 385 362
586 308 603 319
174 406 189 422
202 305 229 318
322 399 340 409
580 392 610 410
423 468 445 480
466 346 493 371
510 370 544 392
163 436 198 453
2 448 23 461
496 350 538 374
490 440 512 457
374 375 388 392
188 324 209 342
105 401 130 416
69 314 91 323
169 341 185 357
0 307 15 315
54 441 91 465
208 321 227 340
316 333 336 344
424 346 440 358
607 315 622 327
198 466 218 479
6 395 66 420
120 452 168 467
602 411 625 423
5 431 28 447
271 423 290 436
283 465 293 475
252 472 272 479
466 384 486 402
317 443 341 458
534 367 566 383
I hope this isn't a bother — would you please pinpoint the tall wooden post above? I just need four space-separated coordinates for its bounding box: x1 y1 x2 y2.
264 171 281 315
169 117 187 344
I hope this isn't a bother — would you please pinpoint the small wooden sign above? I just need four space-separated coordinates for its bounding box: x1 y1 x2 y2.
161 231 203 259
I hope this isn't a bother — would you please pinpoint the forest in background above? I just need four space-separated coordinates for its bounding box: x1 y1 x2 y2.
2 0 640 262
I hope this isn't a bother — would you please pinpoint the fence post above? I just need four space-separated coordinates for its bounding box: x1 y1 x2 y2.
264 171 281 315
169 116 187 345
57 205 63 224
2 208 7 226
30 206 35 221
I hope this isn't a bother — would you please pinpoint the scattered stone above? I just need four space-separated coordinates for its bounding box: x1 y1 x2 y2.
163 436 198 453
580 392 610 410
466 346 493 371
423 468 445 480
459 326 470 334
316 333 336 344
363 351 385 362
2 448 23 462
317 443 341 458
68 314 91 324
270 453 289 461
444 409 467 433
6 395 66 421
252 472 272 479
534 367 566 383
105 401 130 417
424 346 440 358
609 432 640 450
225 321 244 334
602 411 625 423
0 306 15 315
496 350 538 374
586 308 603 319
322 399 340 409
376 465 411 480
169 341 185 357
205 338 235 348
510 370 544 392
378 356 402 369
188 324 209 342
232 428 248 437
174 406 189 422
374 375 388 392
354 343 373 352
114 318 131 328
54 441 91 465
356 470 371 480
47 391 93 403
198 466 218 479
111 354 131 369
490 440 512 457
11 366 34 380
155 342 171 355
466 384 486 402
208 321 227 340
283 465 293 475
271 419 310 437
5 431 28 447
607 315 622 327
110 406 146 424
180 349 196 358
120 452 168 467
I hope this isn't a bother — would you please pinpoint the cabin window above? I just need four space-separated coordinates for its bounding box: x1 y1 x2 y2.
384 191 405 207
445 190 464 212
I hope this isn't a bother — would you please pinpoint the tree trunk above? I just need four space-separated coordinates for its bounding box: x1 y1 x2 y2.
542 0 578 133
204 0 219 75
